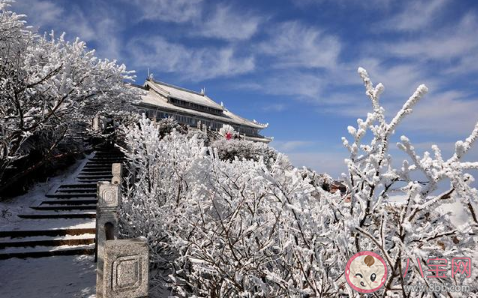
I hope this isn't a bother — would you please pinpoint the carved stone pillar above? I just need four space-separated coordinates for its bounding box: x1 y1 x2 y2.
93 114 100 131
96 181 121 297
111 163 123 185
103 239 149 298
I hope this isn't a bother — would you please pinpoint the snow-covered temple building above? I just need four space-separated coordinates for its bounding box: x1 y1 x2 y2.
135 79 272 143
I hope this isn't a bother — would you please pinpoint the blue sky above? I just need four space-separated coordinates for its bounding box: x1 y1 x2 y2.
12 0 478 178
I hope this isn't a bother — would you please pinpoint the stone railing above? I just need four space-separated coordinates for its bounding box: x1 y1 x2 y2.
96 163 149 298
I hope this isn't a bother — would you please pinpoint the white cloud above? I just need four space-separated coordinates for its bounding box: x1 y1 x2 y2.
259 21 341 69
127 37 255 81
128 0 203 23
12 0 63 30
286 151 347 179
387 14 478 61
402 90 478 136
271 140 315 152
381 0 448 32
262 103 287 112
125 1 261 41
306 61 437 118
12 0 124 61
353 59 437 99
291 0 394 10
251 71 324 99
198 5 262 41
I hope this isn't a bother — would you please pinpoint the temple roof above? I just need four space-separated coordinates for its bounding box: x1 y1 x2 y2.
145 79 224 111
138 80 269 129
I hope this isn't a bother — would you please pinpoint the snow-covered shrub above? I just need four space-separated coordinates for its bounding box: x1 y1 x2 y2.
167 153 352 297
120 116 347 296
0 1 140 188
338 68 478 296
119 116 205 269
211 139 278 168
120 68 478 297
156 117 187 138
218 124 236 140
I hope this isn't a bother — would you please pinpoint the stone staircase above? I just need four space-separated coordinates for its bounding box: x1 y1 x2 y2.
0 148 125 259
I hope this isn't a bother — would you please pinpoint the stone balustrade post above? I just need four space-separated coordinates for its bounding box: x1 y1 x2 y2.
96 181 121 297
102 239 149 298
111 163 122 185
93 114 100 131
96 160 149 297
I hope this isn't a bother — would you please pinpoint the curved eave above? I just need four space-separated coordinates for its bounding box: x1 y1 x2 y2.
137 99 266 131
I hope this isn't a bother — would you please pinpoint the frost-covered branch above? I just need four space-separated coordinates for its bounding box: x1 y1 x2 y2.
341 67 478 296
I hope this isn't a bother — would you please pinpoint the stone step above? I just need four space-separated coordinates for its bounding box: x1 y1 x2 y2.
32 205 96 211
78 173 113 178
94 152 123 156
77 178 112 182
77 175 113 181
80 168 114 173
84 165 115 169
90 158 125 161
84 162 116 166
46 192 96 198
79 169 112 173
18 212 96 219
76 180 103 184
56 188 96 193
0 234 95 249
0 227 95 238
58 183 96 189
42 198 97 205
83 164 114 168
82 168 113 172
77 176 113 181
86 161 120 164
75 181 107 184
94 151 123 155
83 168 114 172
0 244 95 259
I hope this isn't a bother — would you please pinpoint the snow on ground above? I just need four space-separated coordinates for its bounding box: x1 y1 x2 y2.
0 153 97 298
388 194 472 229
0 153 92 230
0 255 96 298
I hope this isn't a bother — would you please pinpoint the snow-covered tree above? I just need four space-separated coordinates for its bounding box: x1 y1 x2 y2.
156 117 188 138
0 1 141 187
211 138 278 168
119 68 478 297
218 124 236 140
339 67 478 296
120 120 347 296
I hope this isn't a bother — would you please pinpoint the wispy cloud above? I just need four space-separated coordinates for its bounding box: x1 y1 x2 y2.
126 1 261 41
296 61 436 118
128 0 203 23
259 21 341 69
197 4 262 41
402 90 478 136
291 0 394 10
270 140 348 177
12 0 63 30
286 151 348 178
13 0 124 61
262 103 287 112
381 0 449 32
241 71 323 99
384 13 478 62
354 58 437 98
127 36 255 81
272 140 315 152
